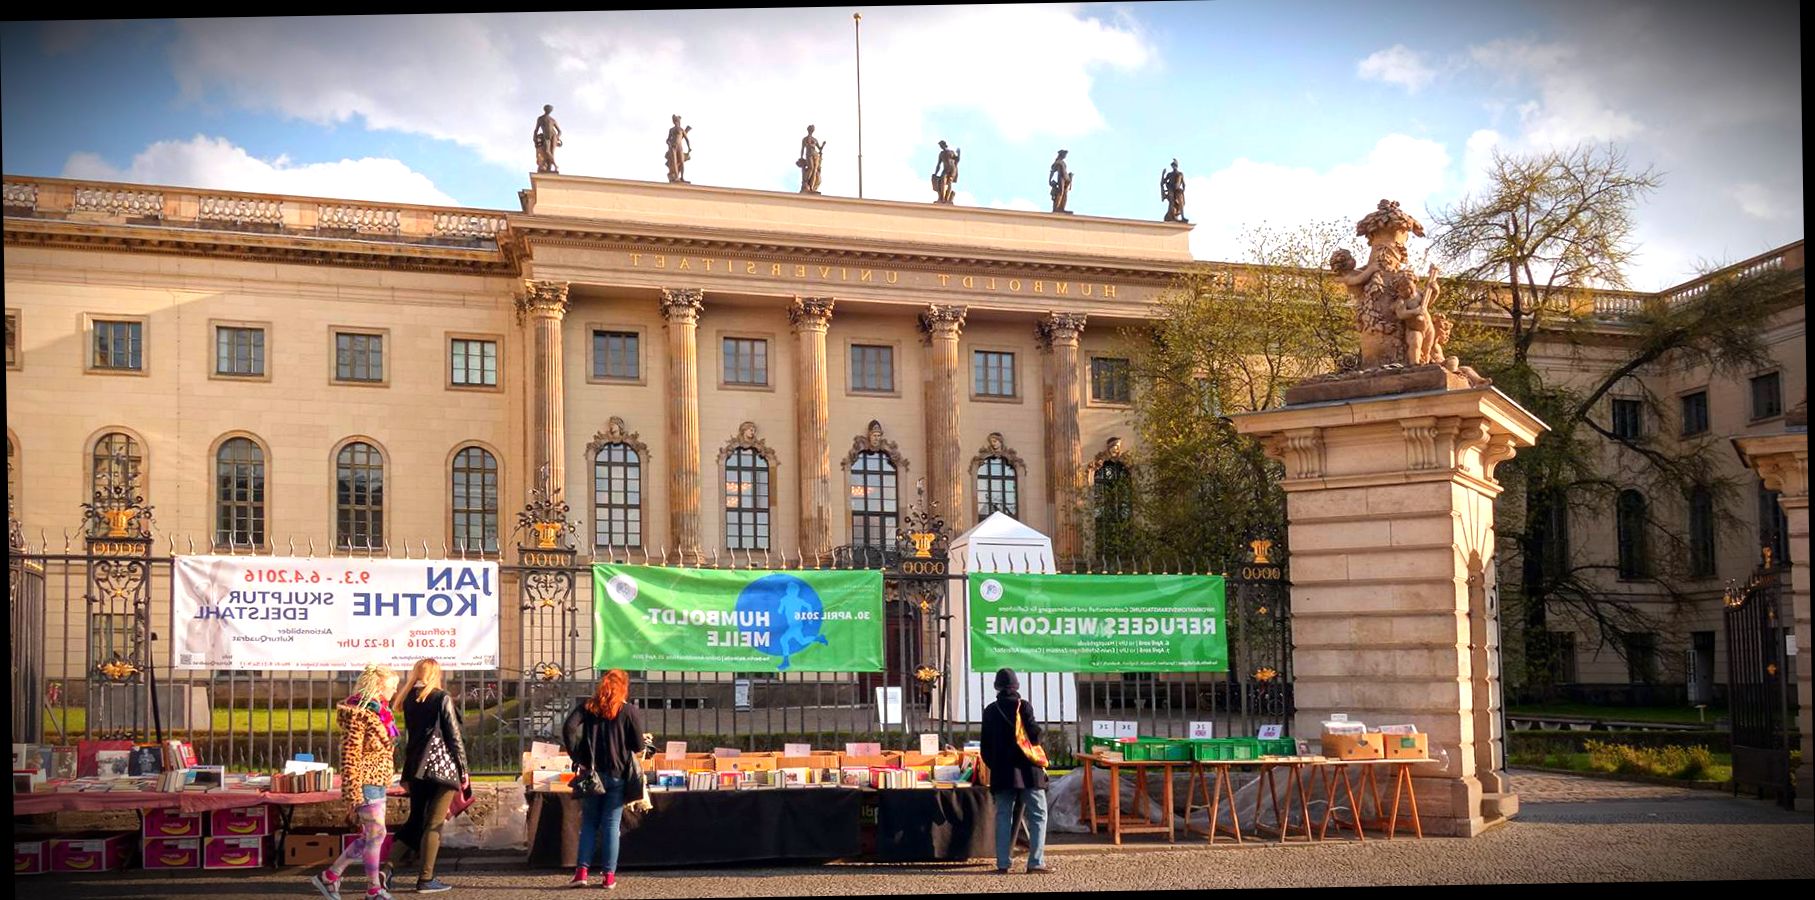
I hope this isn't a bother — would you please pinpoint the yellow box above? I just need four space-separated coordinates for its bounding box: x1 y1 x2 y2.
1383 733 1428 760
1321 732 1385 761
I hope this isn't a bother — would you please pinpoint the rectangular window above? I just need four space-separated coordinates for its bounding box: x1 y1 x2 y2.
215 326 266 377
450 338 498 387
1761 483 1791 566
4 310 17 369
1547 631 1577 684
723 337 769 386
1688 487 1716 578
593 330 640 381
850 344 895 393
92 319 143 371
1625 633 1658 685
1751 371 1782 420
1680 390 1709 436
1611 398 1643 440
1091 357 1132 403
335 331 384 383
973 350 1016 398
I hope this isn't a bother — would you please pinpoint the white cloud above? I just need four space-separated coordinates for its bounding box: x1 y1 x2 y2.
1188 134 1452 265
61 135 459 206
1729 182 1794 222
164 8 1153 206
1468 39 1641 149
1356 45 1435 93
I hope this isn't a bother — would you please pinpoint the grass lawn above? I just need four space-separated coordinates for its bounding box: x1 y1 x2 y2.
43 706 335 737
1511 749 1733 784
1507 702 1726 726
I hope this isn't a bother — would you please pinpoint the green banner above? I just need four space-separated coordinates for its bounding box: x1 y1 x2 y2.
968 573 1227 673
592 565 884 673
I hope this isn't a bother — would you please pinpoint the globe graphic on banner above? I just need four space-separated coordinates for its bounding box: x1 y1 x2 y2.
735 574 830 671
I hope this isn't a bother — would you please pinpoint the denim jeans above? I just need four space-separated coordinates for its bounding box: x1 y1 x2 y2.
576 774 627 873
992 787 1047 870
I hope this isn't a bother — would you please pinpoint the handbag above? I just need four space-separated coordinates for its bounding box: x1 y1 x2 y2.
418 696 462 789
996 702 1049 768
445 784 475 821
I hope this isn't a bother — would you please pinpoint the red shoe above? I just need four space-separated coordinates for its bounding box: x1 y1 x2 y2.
603 872 618 890
567 867 589 888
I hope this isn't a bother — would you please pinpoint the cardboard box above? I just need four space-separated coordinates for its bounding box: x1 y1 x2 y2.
281 833 340 868
15 841 46 876
48 835 132 873
202 836 264 870
142 837 201 870
208 806 270 838
715 755 778 773
1383 733 1429 760
840 754 892 769
1321 732 1385 761
144 809 204 838
897 752 934 768
340 832 393 860
774 756 815 770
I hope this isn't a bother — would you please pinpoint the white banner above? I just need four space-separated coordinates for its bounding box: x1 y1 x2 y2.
173 556 501 671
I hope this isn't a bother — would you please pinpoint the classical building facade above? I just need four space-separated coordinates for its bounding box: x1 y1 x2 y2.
2 174 1805 700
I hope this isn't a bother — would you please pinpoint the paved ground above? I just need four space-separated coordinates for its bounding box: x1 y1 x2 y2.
17 770 1812 898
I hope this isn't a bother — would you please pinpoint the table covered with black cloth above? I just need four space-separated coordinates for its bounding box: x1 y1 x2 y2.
871 786 994 861
527 788 862 868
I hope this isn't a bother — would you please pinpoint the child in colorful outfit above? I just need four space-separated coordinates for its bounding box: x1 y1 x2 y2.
311 663 402 899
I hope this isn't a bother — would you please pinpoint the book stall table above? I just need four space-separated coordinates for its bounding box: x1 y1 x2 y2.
1312 758 1438 841
1073 752 1190 845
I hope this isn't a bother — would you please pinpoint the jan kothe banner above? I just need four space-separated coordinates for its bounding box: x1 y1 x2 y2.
172 556 501 671
968 573 1227 673
592 565 884 673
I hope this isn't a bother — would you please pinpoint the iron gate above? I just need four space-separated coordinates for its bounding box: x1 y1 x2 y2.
1724 558 1794 808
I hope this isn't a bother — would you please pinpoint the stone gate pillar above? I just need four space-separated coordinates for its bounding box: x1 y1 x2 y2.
1232 384 1546 836
1734 404 1810 810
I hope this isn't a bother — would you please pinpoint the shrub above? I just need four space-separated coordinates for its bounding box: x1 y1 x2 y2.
1583 740 1717 780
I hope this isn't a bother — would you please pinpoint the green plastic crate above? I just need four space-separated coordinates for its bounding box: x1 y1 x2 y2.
1225 738 1263 761
1123 739 1191 762
1192 740 1235 762
1259 738 1297 757
1084 736 1127 756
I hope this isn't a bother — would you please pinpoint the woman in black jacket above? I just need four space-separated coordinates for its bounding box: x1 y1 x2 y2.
561 668 651 890
386 658 469 895
978 667 1051 875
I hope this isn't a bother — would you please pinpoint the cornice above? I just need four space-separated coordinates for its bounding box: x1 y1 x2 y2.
4 217 514 275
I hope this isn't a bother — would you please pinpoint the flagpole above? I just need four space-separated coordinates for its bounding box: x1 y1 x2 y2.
854 11 864 200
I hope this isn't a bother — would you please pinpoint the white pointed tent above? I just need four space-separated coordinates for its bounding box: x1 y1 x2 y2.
934 511 1079 724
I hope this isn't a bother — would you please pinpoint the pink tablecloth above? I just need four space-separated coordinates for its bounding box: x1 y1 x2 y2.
14 788 369 816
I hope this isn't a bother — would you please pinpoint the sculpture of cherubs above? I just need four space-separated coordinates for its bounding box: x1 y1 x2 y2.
1394 264 1442 365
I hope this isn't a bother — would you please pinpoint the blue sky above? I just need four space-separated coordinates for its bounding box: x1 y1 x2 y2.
1 3 1802 290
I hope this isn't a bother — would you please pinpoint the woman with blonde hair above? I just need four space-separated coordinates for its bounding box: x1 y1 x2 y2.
561 669 651 890
310 663 402 900
383 658 469 894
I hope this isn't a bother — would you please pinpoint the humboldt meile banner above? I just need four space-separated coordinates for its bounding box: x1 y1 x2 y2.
591 565 884 673
967 573 1228 673
172 556 501 670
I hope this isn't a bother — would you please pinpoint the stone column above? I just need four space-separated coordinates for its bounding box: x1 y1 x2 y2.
1231 387 1546 837
660 288 704 555
790 297 836 555
918 305 967 525
1735 418 1811 809
515 280 571 496
1038 313 1087 562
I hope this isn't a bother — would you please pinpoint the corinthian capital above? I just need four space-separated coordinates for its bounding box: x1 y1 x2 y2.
659 288 705 324
788 296 836 331
917 304 967 342
514 280 571 324
1035 312 1087 349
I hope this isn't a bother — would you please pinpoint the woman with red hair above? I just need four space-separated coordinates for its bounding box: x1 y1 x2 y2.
561 669 650 889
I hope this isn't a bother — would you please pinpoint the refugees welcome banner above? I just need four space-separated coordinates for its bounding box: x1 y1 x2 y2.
172 556 501 671
592 565 884 673
968 573 1227 673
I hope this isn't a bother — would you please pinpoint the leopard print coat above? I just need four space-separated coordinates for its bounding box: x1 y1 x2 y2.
337 699 396 804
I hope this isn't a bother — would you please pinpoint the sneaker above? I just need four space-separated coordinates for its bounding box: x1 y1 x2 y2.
309 872 342 899
364 891 394 900
1026 865 1055 874
416 878 453 894
567 868 590 889
994 867 1011 875
379 863 394 893
603 873 617 891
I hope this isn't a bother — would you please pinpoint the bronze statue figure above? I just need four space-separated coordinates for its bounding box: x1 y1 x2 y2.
533 105 562 174
798 125 826 194
1161 159 1186 222
1049 149 1073 214
665 115 693 184
931 140 961 204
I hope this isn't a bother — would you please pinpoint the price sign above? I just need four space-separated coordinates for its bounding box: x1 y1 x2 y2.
1114 721 1138 739
1092 721 1116 738
1188 721 1214 740
1257 724 1283 740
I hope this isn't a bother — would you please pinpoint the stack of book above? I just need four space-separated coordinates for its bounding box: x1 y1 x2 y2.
685 771 717 791
269 768 335 794
156 768 191 792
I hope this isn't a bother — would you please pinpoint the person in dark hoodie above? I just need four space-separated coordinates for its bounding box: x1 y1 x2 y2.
978 667 1052 874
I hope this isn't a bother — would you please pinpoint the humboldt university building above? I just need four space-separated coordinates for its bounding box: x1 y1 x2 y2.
2 173 1806 704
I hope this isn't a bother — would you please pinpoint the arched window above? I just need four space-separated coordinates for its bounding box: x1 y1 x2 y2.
725 448 771 550
1616 490 1649 579
215 437 265 548
1093 460 1133 549
849 451 898 548
594 443 643 550
335 441 385 549
451 446 499 554
1688 485 1715 578
91 431 143 497
975 458 1018 520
